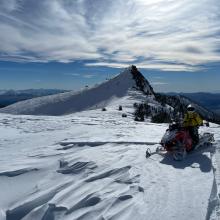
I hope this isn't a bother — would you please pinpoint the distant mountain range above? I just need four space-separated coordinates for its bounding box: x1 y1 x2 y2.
0 89 69 108
167 92 220 115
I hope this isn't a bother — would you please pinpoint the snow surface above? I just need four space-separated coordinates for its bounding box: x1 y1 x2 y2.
0 104 220 219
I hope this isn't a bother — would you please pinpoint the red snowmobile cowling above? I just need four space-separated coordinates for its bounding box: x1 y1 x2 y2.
160 128 193 152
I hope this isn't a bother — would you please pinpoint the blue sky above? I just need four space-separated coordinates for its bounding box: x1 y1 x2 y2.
0 0 220 92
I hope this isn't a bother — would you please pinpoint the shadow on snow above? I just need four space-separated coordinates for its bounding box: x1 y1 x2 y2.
160 152 212 173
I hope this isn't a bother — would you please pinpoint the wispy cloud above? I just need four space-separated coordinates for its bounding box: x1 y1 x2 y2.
64 72 95 78
151 81 169 85
0 0 220 71
83 74 95 79
63 73 80 77
34 79 42 83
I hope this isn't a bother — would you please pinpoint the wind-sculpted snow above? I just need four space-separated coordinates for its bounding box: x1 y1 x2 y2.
0 108 220 220
57 141 158 150
85 166 131 183
6 182 72 220
0 168 39 177
57 161 97 174
208 138 220 219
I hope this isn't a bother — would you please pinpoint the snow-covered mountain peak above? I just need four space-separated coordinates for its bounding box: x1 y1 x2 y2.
0 66 155 116
130 65 154 95
114 65 154 96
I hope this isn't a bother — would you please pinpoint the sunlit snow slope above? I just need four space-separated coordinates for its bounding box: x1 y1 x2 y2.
0 66 154 116
0 109 219 220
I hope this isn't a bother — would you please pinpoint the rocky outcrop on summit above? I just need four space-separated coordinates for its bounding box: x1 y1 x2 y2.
129 65 155 96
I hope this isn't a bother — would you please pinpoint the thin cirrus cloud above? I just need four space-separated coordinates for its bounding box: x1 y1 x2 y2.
63 73 80 77
151 81 168 85
0 0 220 71
83 74 95 79
64 73 94 78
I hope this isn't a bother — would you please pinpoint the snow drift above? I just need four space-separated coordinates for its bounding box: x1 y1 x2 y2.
0 110 219 220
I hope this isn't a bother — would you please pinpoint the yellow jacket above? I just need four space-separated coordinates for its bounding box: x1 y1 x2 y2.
183 111 203 127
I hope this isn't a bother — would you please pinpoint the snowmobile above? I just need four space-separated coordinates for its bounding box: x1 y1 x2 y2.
146 123 215 161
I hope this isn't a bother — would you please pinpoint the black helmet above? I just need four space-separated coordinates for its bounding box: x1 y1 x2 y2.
187 104 195 112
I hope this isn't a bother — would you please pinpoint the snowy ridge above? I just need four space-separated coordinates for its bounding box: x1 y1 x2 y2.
0 66 154 116
178 95 216 121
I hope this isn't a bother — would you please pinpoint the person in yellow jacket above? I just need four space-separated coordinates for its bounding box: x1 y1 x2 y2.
183 104 203 147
